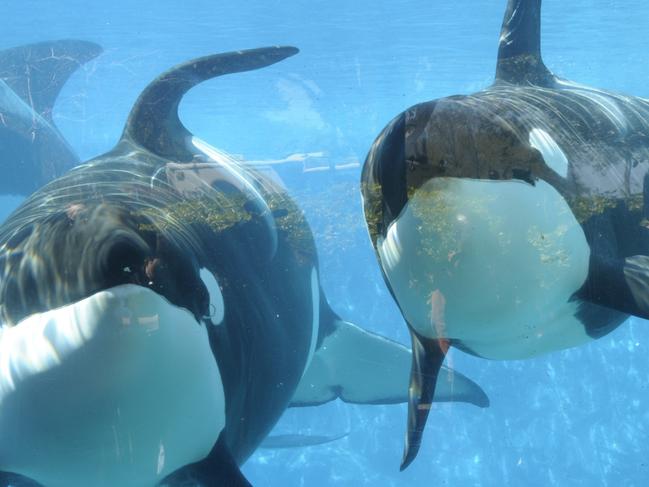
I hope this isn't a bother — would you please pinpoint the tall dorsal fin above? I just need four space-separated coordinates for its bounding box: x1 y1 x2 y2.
0 40 102 120
495 0 554 86
120 46 299 162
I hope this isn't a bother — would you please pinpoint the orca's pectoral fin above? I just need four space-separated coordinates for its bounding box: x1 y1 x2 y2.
621 174 649 318
159 432 251 487
0 40 102 118
290 319 487 409
400 332 449 471
620 174 649 318
623 254 649 318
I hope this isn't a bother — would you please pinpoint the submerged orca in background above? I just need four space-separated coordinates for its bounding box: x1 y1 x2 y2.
0 47 487 486
362 0 649 470
0 40 102 196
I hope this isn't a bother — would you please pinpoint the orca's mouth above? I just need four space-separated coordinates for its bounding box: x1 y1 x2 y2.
0 284 172 399
0 284 225 487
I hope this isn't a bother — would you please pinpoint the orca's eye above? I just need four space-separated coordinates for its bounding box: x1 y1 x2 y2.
511 168 536 186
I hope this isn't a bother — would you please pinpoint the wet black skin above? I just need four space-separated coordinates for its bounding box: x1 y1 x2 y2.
0 47 317 487
0 45 491 485
362 0 649 470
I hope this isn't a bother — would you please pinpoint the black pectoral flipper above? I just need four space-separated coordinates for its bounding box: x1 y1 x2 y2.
159 433 251 487
400 331 449 471
619 172 649 318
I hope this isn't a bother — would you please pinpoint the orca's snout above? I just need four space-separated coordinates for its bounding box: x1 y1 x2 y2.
0 203 210 326
103 232 148 268
0 284 225 487
80 207 212 323
97 229 152 286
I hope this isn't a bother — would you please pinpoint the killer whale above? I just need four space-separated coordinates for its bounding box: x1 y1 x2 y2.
0 47 488 486
0 40 102 196
361 0 649 470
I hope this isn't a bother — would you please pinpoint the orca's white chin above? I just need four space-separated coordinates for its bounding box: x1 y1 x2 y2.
378 177 595 360
0 284 225 487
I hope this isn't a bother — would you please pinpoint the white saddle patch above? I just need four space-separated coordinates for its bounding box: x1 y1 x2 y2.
0 284 225 487
379 177 593 360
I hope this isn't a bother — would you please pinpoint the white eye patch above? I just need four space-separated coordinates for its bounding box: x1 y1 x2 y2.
200 268 224 326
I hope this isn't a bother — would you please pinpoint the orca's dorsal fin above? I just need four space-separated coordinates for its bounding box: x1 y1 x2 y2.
0 40 102 120
120 46 299 162
495 0 555 86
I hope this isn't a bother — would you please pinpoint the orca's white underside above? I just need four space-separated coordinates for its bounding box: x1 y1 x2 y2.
379 177 594 360
0 284 225 487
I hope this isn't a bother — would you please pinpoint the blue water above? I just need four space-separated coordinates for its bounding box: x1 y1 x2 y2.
2 0 649 485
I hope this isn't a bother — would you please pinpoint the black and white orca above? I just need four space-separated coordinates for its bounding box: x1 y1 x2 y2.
0 40 102 196
362 0 649 470
0 47 488 486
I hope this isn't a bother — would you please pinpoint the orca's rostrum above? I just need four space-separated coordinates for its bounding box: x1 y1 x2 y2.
0 47 488 486
362 0 649 470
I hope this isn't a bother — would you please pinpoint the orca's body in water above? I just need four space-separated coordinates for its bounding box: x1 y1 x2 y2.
0 47 487 486
362 0 649 469
0 40 102 195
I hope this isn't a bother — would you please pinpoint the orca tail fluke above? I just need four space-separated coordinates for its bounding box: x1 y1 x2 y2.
290 315 489 409
290 318 411 406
